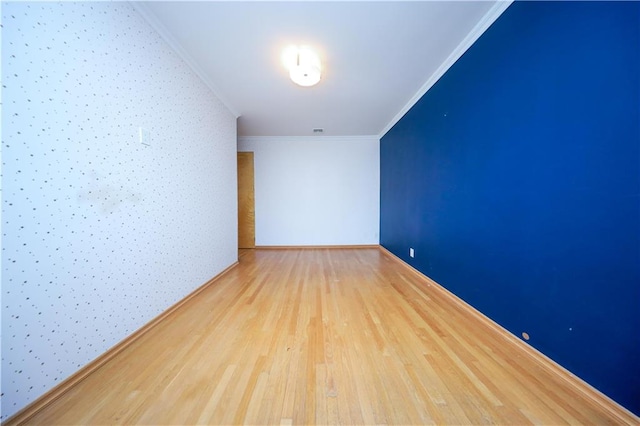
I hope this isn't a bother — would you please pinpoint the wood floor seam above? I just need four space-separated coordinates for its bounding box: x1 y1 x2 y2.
6 248 638 425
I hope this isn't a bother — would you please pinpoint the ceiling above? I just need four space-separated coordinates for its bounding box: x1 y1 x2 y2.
133 1 510 138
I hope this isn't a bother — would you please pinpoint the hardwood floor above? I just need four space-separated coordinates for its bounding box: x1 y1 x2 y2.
22 248 636 425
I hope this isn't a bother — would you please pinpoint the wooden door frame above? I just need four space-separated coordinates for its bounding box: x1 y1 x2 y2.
237 152 255 249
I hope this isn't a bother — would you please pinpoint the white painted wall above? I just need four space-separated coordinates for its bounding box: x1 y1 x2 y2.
238 137 380 246
1 3 237 420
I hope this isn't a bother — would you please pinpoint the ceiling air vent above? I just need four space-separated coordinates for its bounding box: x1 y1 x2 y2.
313 128 324 133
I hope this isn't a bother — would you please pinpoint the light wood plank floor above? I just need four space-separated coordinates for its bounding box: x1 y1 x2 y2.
25 248 630 424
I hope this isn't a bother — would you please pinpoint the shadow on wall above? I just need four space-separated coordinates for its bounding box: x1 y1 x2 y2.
77 171 143 214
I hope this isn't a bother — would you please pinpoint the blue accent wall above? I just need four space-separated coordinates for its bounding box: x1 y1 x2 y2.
380 1 639 414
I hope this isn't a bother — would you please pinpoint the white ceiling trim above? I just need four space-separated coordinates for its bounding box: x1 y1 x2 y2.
131 1 241 118
239 135 380 144
378 0 514 139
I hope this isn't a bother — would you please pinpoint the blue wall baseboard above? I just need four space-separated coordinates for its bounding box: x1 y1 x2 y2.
381 1 639 414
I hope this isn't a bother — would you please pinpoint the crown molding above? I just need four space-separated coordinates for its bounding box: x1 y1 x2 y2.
238 135 380 144
378 0 514 139
130 1 241 118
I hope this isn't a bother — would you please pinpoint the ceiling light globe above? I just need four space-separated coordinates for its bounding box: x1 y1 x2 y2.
289 64 321 87
283 45 322 87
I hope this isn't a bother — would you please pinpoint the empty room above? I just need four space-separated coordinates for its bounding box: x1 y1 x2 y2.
2 0 639 424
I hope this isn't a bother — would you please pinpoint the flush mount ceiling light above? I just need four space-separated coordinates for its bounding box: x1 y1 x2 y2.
282 45 321 87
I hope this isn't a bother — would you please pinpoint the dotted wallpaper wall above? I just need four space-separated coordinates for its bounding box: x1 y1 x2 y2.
1 2 238 420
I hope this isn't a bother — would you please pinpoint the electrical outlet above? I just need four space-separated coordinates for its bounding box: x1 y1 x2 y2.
409 248 415 258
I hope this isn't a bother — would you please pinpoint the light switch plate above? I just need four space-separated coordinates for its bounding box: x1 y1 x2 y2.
139 127 151 145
